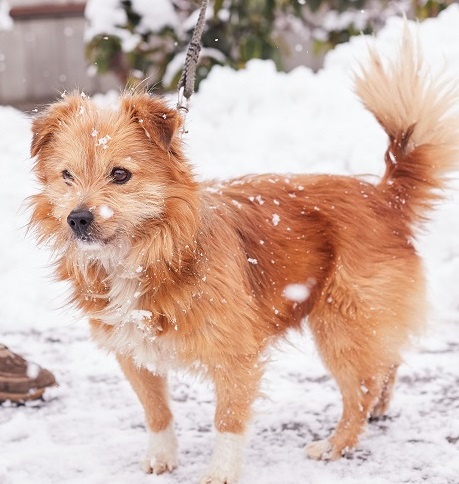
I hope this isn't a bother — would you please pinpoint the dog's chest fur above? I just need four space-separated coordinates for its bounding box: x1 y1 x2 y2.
91 318 181 373
88 256 185 372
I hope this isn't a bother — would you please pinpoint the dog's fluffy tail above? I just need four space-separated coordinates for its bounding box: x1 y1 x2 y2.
355 27 459 228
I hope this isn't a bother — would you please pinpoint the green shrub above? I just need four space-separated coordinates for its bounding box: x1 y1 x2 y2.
85 0 454 91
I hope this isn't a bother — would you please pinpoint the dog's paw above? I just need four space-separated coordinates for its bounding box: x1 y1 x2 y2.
199 431 244 484
141 423 178 475
305 439 335 460
305 438 350 460
142 455 177 475
199 472 234 484
370 398 390 419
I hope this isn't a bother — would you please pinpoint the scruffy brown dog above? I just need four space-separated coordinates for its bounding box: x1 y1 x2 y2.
29 32 458 483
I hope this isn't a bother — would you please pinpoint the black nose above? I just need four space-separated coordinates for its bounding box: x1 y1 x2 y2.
67 210 94 237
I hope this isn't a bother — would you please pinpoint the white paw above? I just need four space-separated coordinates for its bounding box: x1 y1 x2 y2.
305 438 333 460
141 422 178 475
200 432 244 484
199 474 232 484
142 455 177 475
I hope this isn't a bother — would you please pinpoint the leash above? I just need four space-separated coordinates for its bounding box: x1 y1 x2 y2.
177 0 208 127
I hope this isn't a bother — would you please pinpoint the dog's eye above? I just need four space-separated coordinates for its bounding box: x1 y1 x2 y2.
111 167 131 184
62 170 74 184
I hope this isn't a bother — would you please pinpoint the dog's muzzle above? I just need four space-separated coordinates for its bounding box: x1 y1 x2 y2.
67 209 94 241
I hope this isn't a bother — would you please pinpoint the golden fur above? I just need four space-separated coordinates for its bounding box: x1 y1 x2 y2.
29 31 459 481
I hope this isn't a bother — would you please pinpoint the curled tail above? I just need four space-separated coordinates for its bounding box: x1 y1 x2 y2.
355 27 459 227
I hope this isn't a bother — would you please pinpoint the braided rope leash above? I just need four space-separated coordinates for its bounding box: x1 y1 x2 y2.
177 0 208 127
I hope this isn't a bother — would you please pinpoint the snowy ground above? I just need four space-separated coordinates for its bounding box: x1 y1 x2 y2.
1 6 459 484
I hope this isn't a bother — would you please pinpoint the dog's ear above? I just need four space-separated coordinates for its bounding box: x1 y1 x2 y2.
120 95 182 152
31 116 52 158
31 94 84 157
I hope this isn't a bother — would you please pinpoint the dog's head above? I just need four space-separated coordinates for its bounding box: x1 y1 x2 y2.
29 92 199 264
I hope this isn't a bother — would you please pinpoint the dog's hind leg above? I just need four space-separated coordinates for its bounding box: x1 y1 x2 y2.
304 289 409 459
304 254 425 460
370 364 399 419
304 337 388 460
117 354 178 475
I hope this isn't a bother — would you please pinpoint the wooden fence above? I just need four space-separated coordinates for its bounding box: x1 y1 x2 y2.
0 2 323 108
0 2 118 107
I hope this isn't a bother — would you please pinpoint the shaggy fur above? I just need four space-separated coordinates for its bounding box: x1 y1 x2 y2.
29 31 459 483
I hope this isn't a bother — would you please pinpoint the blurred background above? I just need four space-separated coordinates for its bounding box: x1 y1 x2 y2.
0 0 454 109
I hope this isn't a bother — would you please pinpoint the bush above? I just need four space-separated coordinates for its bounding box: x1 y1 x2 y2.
85 0 454 91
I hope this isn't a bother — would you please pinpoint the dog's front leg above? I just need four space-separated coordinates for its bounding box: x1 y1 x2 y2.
116 354 178 475
200 359 263 484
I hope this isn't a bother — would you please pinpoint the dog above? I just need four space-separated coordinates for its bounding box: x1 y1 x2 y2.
29 31 459 483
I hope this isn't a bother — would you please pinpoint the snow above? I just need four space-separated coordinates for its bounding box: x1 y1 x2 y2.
283 284 311 303
129 310 153 322
96 134 111 148
130 0 178 34
98 205 114 220
1 6 459 484
84 0 178 52
25 362 40 380
0 0 11 31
